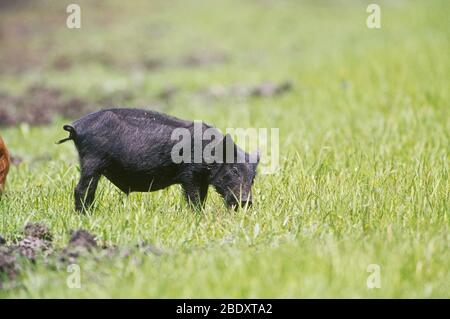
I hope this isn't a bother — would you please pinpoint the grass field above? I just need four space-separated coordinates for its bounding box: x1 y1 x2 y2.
0 0 449 298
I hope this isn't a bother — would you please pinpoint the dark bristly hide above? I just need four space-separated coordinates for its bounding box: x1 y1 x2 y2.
59 108 259 212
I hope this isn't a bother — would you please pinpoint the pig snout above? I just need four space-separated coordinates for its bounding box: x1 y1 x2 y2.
241 192 253 207
227 191 253 210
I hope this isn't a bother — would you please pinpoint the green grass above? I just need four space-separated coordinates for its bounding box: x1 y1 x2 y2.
0 0 449 298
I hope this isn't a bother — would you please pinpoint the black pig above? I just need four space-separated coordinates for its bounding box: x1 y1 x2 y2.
58 108 259 212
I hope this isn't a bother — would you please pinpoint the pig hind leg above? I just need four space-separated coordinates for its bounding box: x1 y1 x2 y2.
75 158 103 212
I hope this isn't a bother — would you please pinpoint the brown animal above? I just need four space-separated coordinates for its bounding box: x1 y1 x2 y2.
0 135 10 195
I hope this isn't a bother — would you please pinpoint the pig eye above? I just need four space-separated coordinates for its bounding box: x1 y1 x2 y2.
225 167 239 179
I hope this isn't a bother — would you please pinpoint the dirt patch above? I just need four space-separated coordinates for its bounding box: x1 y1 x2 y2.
251 81 292 97
59 229 98 264
199 81 293 99
0 9 55 74
52 55 73 71
0 85 96 127
68 229 97 250
0 223 164 289
129 50 230 71
140 57 166 71
1 223 54 287
179 51 230 68
24 222 52 241
60 50 229 73
12 222 53 263
0 0 31 10
14 237 53 262
153 80 292 103
0 247 20 287
156 85 179 102
95 90 134 107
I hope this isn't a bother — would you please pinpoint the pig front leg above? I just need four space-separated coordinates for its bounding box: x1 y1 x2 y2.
182 180 209 208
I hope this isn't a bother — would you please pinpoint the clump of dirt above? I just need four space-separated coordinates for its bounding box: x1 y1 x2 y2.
59 97 94 120
59 229 99 264
180 51 229 68
0 224 163 290
68 229 97 250
0 247 20 286
251 81 292 97
14 237 52 262
52 55 72 71
0 85 95 127
122 50 229 71
97 50 229 73
24 222 52 241
13 222 54 262
140 57 166 71
130 51 228 71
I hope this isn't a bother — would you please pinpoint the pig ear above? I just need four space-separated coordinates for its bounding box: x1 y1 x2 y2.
250 150 260 163
255 150 261 163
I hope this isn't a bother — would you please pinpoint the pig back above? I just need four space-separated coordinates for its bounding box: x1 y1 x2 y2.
72 108 192 168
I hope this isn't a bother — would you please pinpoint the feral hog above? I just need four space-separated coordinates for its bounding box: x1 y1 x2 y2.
0 136 10 196
58 108 259 212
